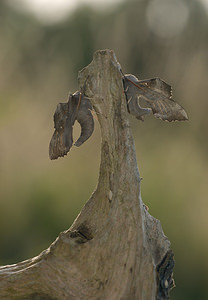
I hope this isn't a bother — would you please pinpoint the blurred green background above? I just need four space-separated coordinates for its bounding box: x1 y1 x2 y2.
0 0 208 299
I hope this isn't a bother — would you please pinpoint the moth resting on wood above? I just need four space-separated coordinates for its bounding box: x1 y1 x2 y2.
49 91 94 160
49 72 188 160
123 74 188 122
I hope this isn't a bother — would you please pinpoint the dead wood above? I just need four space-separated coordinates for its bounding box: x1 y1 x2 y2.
0 49 174 300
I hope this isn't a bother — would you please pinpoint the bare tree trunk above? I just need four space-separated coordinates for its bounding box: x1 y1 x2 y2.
0 50 174 300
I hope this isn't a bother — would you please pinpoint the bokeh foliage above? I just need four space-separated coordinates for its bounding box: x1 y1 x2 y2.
0 0 208 299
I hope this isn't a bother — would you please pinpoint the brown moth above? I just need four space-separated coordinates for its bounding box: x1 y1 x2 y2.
74 92 94 147
123 74 188 122
49 91 94 160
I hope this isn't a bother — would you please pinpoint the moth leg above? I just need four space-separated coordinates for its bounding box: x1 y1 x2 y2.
124 85 129 93
127 96 133 104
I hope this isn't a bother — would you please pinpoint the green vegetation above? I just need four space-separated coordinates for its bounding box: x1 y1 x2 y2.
0 0 208 299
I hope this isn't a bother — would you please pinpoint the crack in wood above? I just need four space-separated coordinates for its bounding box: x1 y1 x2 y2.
156 250 175 300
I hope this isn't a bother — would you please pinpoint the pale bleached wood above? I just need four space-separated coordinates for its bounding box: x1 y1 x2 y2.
0 49 174 300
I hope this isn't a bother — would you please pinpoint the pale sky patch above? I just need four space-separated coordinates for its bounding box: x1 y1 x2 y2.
200 0 208 10
146 0 189 39
7 0 124 24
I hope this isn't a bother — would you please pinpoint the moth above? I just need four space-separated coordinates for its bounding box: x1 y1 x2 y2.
49 72 188 160
49 91 94 160
123 74 188 122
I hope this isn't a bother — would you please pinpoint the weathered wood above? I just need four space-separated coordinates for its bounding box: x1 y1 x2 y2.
0 50 174 300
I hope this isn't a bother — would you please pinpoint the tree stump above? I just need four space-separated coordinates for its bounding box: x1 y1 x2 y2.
0 50 174 300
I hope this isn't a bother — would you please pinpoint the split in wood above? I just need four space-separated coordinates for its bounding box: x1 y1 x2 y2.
156 250 175 300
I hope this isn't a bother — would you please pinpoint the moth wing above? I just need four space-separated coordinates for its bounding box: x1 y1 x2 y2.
49 102 73 160
74 97 94 147
145 97 188 122
138 78 172 99
138 79 188 122
125 75 188 122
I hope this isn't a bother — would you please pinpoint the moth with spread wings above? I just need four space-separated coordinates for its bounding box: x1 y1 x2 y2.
123 74 188 122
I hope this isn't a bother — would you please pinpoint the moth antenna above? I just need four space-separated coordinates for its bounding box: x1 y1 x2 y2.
125 76 146 92
77 92 82 110
77 76 90 111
